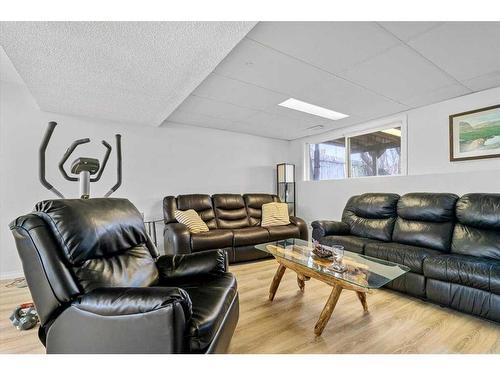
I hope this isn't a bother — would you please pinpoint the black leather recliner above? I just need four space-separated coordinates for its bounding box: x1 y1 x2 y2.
312 192 500 323
9 198 239 354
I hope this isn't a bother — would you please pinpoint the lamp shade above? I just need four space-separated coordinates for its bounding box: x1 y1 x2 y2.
277 163 295 183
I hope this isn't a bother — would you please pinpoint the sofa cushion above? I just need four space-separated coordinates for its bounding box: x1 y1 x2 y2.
181 273 238 352
424 254 500 294
266 224 300 241
364 242 441 274
232 227 270 247
455 193 500 230
452 193 500 260
191 229 233 251
212 194 250 229
426 279 500 323
319 235 380 254
243 194 279 226
392 193 458 252
342 193 399 241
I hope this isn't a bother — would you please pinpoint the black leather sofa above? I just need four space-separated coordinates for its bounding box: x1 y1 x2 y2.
9 198 239 354
312 192 500 323
163 193 308 263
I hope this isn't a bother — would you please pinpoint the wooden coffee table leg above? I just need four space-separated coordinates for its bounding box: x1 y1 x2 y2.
297 274 306 292
356 292 369 312
269 264 286 301
314 284 343 336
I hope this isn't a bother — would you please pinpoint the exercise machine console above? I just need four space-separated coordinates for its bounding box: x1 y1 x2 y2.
39 121 122 199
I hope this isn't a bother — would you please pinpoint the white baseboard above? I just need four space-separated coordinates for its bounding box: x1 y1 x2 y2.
0 271 25 281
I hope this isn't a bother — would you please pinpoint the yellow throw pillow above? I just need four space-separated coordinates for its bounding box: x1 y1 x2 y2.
174 209 209 233
261 202 290 227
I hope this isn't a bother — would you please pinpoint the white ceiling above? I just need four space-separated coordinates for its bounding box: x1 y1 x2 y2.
169 21 500 140
0 21 256 126
1 22 500 140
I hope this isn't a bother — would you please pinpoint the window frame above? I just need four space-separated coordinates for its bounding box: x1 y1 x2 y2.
304 116 408 181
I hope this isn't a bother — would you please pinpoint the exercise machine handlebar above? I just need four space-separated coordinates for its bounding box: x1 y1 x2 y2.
90 140 112 182
104 134 122 197
39 122 65 198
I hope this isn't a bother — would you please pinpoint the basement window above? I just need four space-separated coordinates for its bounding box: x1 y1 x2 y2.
307 123 404 181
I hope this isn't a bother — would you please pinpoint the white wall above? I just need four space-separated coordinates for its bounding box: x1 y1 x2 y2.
0 80 289 279
290 86 500 224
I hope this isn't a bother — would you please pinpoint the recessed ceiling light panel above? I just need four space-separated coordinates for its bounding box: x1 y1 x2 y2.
278 98 349 121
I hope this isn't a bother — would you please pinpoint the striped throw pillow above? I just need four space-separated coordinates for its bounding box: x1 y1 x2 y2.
261 202 290 227
174 209 209 233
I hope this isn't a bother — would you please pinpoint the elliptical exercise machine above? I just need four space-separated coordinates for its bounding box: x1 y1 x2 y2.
39 121 122 199
10 122 123 331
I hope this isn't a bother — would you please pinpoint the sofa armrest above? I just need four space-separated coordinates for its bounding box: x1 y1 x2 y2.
73 286 192 318
311 220 350 241
156 249 228 285
289 216 309 240
164 222 192 255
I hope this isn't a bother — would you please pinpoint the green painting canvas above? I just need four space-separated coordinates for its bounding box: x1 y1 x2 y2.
451 105 500 161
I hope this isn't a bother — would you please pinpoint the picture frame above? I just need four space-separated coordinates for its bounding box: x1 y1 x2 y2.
449 104 500 161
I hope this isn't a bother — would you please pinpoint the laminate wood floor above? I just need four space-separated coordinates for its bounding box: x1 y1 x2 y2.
1 259 499 354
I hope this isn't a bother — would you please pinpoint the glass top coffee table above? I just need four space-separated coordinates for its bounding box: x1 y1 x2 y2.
255 238 410 336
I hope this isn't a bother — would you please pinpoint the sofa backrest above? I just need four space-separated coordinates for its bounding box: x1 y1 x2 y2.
342 193 400 241
212 194 250 229
451 193 500 260
33 198 159 294
164 194 217 229
393 193 458 252
243 193 280 226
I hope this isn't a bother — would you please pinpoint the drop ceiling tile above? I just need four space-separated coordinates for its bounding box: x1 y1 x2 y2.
408 22 500 81
378 22 444 41
338 45 456 102
214 38 331 98
174 95 258 122
297 75 409 119
167 110 236 130
462 70 500 92
169 111 296 140
400 83 471 108
192 73 288 111
246 22 400 73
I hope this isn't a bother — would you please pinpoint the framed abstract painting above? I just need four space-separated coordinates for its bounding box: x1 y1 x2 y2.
449 104 500 161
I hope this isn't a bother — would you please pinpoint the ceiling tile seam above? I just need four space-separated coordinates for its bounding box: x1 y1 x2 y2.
189 93 330 125
209 71 305 102
165 119 292 142
173 107 253 125
460 68 500 90
374 22 473 93
243 35 410 107
400 22 447 43
397 82 472 106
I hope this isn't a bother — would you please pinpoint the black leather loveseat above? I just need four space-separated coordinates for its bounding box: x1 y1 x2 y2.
9 198 238 353
312 192 500 323
163 193 308 263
